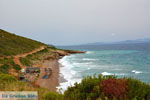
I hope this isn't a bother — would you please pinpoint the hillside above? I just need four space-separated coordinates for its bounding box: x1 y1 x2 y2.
0 29 45 56
0 29 149 100
0 29 85 96
0 29 84 73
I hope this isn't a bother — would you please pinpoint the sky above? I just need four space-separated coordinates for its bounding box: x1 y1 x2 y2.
0 0 150 45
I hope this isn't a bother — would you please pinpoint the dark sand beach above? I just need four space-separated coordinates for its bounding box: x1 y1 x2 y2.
34 50 85 92
36 60 60 92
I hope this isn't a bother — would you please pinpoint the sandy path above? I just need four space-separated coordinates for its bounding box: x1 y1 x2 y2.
13 46 46 68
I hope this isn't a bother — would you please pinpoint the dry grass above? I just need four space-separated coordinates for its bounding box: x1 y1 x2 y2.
0 74 50 100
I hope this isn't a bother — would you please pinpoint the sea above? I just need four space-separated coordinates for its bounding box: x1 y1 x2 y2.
57 43 150 92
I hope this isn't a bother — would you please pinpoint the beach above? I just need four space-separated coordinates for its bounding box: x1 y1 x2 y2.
36 59 60 92
35 50 85 92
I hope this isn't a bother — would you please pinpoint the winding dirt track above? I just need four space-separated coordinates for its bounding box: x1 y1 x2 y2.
13 46 46 68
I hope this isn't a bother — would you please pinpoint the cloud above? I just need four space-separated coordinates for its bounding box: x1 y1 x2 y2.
111 33 116 36
0 0 149 45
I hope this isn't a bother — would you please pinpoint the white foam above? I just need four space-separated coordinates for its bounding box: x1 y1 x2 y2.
82 58 98 61
116 73 126 76
57 56 82 93
132 70 142 74
86 51 93 54
73 62 93 66
101 72 113 76
87 68 91 70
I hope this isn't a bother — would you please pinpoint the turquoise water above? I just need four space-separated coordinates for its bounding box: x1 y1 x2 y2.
71 50 150 82
57 45 150 91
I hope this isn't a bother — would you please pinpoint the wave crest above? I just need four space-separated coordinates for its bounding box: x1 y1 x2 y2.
132 70 142 74
101 72 113 76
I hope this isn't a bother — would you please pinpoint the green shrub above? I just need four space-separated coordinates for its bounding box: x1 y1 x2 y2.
0 58 14 65
38 48 49 53
0 64 11 73
64 75 101 100
64 75 150 100
43 92 64 100
0 74 17 82
12 64 21 71
127 78 150 100
20 57 32 66
48 45 57 49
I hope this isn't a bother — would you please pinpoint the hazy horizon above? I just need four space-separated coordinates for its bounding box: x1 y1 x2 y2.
0 0 150 45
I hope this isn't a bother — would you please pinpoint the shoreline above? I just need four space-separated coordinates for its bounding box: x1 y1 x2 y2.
35 50 85 92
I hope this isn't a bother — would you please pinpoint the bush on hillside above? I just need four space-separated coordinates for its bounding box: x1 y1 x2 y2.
20 57 32 66
43 92 64 100
0 58 21 73
0 74 17 82
101 78 127 100
12 64 21 71
127 78 150 100
64 75 150 100
0 64 11 74
0 58 14 65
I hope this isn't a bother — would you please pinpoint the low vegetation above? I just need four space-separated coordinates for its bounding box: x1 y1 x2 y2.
0 29 45 56
42 92 64 100
3 74 145 100
0 74 66 100
0 74 50 99
0 29 57 73
64 75 150 100
20 48 58 66
0 58 21 74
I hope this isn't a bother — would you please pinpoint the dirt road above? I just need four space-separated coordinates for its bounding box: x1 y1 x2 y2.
13 46 46 68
